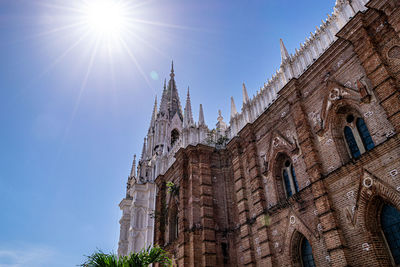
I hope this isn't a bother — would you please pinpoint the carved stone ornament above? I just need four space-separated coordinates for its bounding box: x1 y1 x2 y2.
388 45 400 59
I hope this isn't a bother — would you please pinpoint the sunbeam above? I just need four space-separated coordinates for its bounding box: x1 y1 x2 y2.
56 36 100 158
119 36 154 92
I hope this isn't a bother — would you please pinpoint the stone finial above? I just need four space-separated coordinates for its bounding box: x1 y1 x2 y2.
149 96 157 128
242 83 250 104
183 87 194 128
217 110 223 122
230 96 237 119
170 60 174 78
130 155 136 178
216 109 227 132
198 104 205 126
280 39 290 62
141 138 147 160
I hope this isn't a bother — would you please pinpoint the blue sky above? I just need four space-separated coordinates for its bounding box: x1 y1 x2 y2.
0 1 334 266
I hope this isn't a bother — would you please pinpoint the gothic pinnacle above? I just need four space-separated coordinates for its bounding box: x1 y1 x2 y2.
242 83 250 104
150 96 157 128
141 138 147 160
230 96 237 119
130 154 136 178
280 38 290 62
159 79 168 116
198 104 205 126
170 60 175 78
183 86 194 128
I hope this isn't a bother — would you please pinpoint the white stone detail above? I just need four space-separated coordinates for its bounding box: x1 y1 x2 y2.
346 190 354 199
362 243 370 251
390 169 398 177
363 177 373 188
228 0 369 138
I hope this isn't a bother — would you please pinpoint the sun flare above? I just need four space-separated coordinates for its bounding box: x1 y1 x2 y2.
82 0 128 39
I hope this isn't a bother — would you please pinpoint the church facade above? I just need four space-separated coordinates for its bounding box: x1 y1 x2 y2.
119 0 400 266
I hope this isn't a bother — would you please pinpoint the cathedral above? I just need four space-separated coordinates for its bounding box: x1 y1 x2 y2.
118 0 400 266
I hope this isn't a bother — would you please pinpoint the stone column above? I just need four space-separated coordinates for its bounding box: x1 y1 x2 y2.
240 126 275 266
227 138 257 266
198 146 217 266
118 198 132 256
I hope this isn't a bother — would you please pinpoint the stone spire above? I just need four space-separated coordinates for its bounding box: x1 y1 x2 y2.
230 96 237 119
141 138 147 160
170 60 175 78
129 155 136 178
166 61 183 120
280 39 290 62
159 79 168 117
242 83 250 104
183 87 194 128
198 104 205 126
149 96 157 128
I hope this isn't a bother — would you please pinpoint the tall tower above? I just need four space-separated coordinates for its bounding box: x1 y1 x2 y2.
118 62 210 255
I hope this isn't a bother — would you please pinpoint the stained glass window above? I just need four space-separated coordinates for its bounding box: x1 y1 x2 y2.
344 126 361 158
283 169 293 197
381 204 400 265
301 237 316 267
291 165 299 193
356 118 374 151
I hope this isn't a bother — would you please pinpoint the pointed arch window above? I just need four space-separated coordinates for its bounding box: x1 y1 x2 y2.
171 129 179 147
300 237 316 267
282 160 299 198
356 118 375 151
344 126 361 158
343 114 374 159
169 206 178 242
381 204 400 265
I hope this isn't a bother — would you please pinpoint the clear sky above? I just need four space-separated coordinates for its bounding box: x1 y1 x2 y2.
0 0 335 266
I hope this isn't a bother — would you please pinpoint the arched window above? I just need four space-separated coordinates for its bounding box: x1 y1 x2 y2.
343 114 374 159
381 204 400 265
356 118 374 151
171 129 179 147
169 206 178 242
282 160 299 198
344 126 361 158
300 237 316 267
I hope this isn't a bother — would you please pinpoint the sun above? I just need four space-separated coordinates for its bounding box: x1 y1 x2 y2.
82 0 129 39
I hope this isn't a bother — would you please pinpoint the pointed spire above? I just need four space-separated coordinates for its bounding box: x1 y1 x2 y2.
159 79 168 116
280 39 290 62
230 96 237 119
166 61 182 121
198 104 205 126
150 96 157 128
242 83 250 104
170 60 175 79
130 155 136 178
141 138 147 160
183 87 194 128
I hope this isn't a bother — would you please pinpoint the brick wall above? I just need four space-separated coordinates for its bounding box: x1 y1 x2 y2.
154 0 400 266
